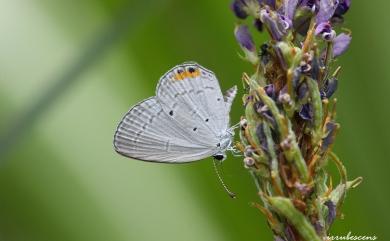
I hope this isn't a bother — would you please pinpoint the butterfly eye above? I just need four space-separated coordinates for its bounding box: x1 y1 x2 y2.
213 154 224 161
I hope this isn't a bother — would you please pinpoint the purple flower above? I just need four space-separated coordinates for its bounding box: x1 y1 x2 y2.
231 0 249 19
333 33 352 57
292 68 302 89
310 56 320 79
265 84 276 99
316 0 339 23
284 0 300 22
325 200 336 226
235 25 255 51
293 2 316 35
334 0 351 16
321 77 338 99
230 0 261 19
260 8 290 41
256 123 269 152
299 0 317 11
261 0 276 9
299 104 313 121
321 121 338 152
254 18 264 32
255 101 275 125
314 221 324 235
315 22 336 41
298 82 309 100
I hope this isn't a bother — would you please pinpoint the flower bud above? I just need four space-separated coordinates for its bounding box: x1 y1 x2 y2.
334 0 351 16
321 121 339 152
315 22 336 41
280 135 293 150
299 104 313 121
244 146 255 157
231 0 249 19
316 0 339 23
253 18 263 32
324 200 336 226
264 84 276 99
278 93 292 105
240 118 248 130
260 8 289 41
260 0 276 9
244 157 256 168
333 33 351 57
293 5 315 35
321 77 338 99
299 0 317 12
230 0 261 19
298 82 309 100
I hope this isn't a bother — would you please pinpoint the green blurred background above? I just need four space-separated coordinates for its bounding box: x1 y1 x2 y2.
0 1 388 241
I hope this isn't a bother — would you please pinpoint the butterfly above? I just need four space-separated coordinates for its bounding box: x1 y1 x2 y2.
113 62 237 163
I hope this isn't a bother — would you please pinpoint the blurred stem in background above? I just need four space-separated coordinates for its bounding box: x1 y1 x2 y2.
0 0 169 160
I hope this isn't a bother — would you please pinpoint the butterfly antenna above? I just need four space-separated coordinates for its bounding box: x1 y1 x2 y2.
213 158 236 198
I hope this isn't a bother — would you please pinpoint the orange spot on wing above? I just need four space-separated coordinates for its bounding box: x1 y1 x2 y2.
173 68 200 81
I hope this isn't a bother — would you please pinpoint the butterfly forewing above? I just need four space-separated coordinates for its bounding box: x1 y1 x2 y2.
156 63 229 140
114 97 217 163
223 85 237 122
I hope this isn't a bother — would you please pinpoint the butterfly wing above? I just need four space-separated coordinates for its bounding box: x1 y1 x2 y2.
114 97 216 163
224 85 237 119
156 62 230 146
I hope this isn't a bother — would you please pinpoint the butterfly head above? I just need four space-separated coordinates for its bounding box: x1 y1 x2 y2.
212 153 226 161
213 131 234 162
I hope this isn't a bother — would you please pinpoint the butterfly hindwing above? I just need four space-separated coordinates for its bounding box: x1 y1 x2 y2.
114 97 217 163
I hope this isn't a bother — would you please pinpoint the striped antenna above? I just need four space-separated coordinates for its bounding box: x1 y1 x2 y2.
213 158 236 198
